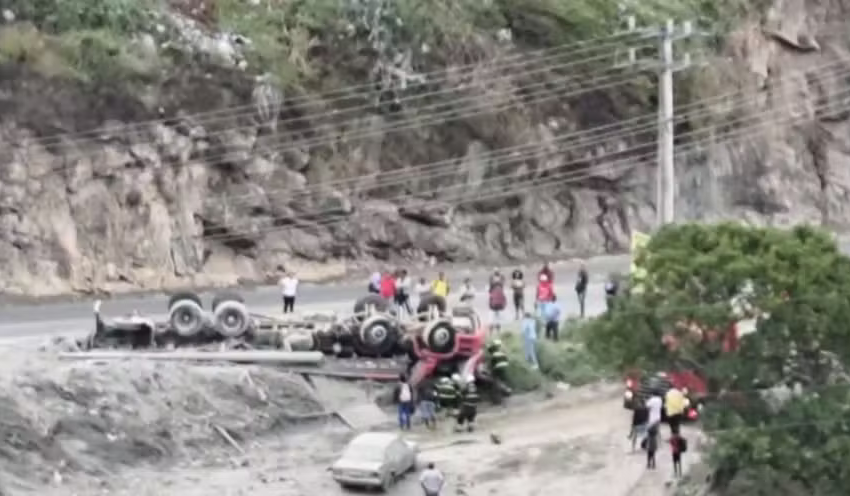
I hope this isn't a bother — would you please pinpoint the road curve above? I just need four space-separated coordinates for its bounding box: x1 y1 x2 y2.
0 255 631 341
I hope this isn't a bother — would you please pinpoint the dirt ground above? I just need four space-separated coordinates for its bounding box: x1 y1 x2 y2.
0 349 700 496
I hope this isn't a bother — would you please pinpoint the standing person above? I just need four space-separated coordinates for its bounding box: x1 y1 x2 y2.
436 375 459 417
459 277 475 303
418 381 437 430
431 272 449 299
628 403 649 452
535 273 555 313
669 434 686 477
393 373 414 431
455 375 479 433
488 281 506 333
368 270 381 294
380 270 396 302
489 268 505 291
539 261 554 282
395 269 413 318
419 462 445 496
664 387 686 436
604 273 619 311
415 276 430 315
510 269 525 320
541 295 561 341
575 263 589 318
645 393 664 437
521 311 539 369
279 271 298 314
645 427 658 469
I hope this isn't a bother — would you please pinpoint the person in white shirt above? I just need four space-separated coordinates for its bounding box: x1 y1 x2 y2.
419 462 445 496
368 270 381 294
279 272 299 313
414 276 430 313
645 394 664 435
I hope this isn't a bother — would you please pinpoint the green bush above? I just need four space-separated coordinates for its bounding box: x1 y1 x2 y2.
7 0 155 34
494 321 614 393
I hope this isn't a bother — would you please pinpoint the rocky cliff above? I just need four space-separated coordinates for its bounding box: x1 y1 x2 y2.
1 0 849 296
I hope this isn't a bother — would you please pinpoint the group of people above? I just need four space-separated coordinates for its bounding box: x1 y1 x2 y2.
628 387 689 477
393 340 510 433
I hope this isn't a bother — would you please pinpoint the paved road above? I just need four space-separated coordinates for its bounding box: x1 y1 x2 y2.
0 255 631 342
4 232 850 344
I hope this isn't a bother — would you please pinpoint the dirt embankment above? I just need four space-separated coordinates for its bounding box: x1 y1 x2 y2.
0 354 328 494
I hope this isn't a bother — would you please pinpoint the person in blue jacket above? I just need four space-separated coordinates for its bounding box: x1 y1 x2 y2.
521 311 539 369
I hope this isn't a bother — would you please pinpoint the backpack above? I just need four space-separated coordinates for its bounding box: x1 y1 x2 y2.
489 287 506 310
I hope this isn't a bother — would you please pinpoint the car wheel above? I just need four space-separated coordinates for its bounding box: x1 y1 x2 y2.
380 474 392 492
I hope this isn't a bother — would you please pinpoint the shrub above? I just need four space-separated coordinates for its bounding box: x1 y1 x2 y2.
495 320 614 393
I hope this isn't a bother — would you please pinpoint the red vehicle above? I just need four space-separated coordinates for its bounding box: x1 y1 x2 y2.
622 315 752 421
406 307 488 387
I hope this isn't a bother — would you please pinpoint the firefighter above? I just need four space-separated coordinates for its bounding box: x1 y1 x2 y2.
487 340 509 382
455 375 480 433
435 376 458 415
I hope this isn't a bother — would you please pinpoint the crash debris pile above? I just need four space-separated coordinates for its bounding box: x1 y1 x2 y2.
0 354 324 493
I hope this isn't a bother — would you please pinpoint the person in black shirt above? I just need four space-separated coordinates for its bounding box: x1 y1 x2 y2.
629 404 649 452
575 263 588 318
510 269 525 320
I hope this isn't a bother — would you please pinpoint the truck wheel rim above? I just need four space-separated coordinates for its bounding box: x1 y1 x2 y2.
432 327 450 347
366 324 387 344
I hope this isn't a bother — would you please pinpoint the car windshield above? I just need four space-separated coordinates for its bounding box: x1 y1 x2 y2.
342 441 385 462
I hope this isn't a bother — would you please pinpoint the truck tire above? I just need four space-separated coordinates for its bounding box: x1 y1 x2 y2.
353 294 389 317
211 291 245 311
353 315 398 357
213 300 251 337
168 298 205 337
421 318 456 354
416 295 446 318
168 292 202 311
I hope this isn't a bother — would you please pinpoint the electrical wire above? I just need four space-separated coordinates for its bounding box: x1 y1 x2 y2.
18 34 657 149
30 58 653 180
191 65 850 242
204 57 850 210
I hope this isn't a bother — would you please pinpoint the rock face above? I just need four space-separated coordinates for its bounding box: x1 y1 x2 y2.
1 1 849 296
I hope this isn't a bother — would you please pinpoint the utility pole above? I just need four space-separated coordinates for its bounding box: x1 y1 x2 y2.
618 18 696 227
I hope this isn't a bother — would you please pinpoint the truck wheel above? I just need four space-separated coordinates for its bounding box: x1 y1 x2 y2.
168 297 205 337
211 291 245 311
421 319 456 354
416 295 446 318
354 315 398 357
353 294 389 317
213 300 251 337
168 292 203 311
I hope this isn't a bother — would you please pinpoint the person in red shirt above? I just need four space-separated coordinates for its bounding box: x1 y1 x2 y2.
536 273 555 304
379 270 396 300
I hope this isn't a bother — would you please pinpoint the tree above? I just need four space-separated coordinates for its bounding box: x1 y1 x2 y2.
584 222 850 493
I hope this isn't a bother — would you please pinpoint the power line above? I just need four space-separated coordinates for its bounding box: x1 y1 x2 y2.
192 66 850 242
197 88 850 244
18 35 656 148
208 58 850 210
30 63 651 179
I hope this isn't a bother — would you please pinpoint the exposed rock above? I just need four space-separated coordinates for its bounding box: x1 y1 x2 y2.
2 1 850 296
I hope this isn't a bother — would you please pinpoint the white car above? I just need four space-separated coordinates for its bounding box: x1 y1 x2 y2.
331 431 419 491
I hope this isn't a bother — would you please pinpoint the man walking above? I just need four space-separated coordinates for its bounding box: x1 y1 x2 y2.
455 375 480 433
393 373 414 431
575 263 588 318
279 271 298 314
419 462 445 496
